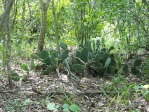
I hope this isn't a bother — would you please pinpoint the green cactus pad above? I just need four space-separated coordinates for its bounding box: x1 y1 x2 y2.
108 46 114 52
108 66 115 74
50 57 58 67
10 71 20 81
21 63 29 72
38 50 49 59
60 42 68 50
60 50 69 60
72 64 85 73
104 57 111 68
43 66 55 75
131 67 140 75
78 47 88 62
123 64 129 73
134 59 142 67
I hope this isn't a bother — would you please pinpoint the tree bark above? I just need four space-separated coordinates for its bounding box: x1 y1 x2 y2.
0 0 15 30
38 0 50 51
2 0 15 89
52 0 60 53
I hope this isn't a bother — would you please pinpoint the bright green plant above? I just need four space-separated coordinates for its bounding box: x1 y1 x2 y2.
133 84 149 102
47 103 60 112
62 104 80 112
21 63 30 81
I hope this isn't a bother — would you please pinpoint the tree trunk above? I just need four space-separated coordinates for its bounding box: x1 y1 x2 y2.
52 0 60 53
38 0 50 51
2 0 15 89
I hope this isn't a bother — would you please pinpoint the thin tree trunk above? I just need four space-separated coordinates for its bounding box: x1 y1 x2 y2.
52 0 60 53
2 0 15 89
0 0 15 30
38 0 50 51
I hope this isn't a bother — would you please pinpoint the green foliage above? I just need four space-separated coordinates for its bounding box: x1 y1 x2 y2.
72 64 85 73
134 59 142 67
33 42 69 75
123 58 143 75
9 71 20 81
21 64 29 72
38 50 49 60
123 64 129 73
133 84 149 102
131 59 143 75
142 57 149 78
70 40 118 77
60 42 68 50
69 104 80 112
47 103 60 112
62 104 80 112
131 67 140 75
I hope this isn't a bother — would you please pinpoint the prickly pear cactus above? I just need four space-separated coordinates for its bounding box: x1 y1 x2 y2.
134 59 142 67
71 40 118 76
131 67 140 75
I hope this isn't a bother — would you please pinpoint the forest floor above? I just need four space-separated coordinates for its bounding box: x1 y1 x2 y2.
0 67 149 112
0 52 149 112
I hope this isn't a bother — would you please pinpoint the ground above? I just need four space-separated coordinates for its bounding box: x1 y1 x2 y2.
0 51 149 112
0 65 149 112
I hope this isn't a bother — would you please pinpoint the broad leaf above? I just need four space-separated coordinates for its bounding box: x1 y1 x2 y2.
72 64 85 73
69 104 80 112
21 64 29 71
10 71 20 81
60 42 67 50
134 59 142 67
38 50 49 59
104 57 111 68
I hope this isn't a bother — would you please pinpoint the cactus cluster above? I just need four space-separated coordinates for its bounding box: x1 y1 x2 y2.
123 59 143 75
33 42 69 75
70 40 118 77
33 41 120 77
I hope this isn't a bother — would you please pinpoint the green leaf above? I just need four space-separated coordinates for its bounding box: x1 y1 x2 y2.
31 53 38 59
63 108 70 112
60 50 69 60
22 99 33 106
38 50 49 59
96 40 100 50
134 59 142 67
47 103 59 111
108 66 115 74
62 104 69 109
60 42 68 50
131 67 140 75
69 104 80 112
80 47 88 62
144 92 149 102
43 66 55 75
21 64 29 71
133 85 142 90
104 57 111 68
10 71 20 81
108 46 114 52
101 48 106 52
123 64 128 73
72 64 85 73
50 57 58 67
92 40 96 51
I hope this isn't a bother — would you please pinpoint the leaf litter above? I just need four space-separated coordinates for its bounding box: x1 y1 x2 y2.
0 60 149 112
